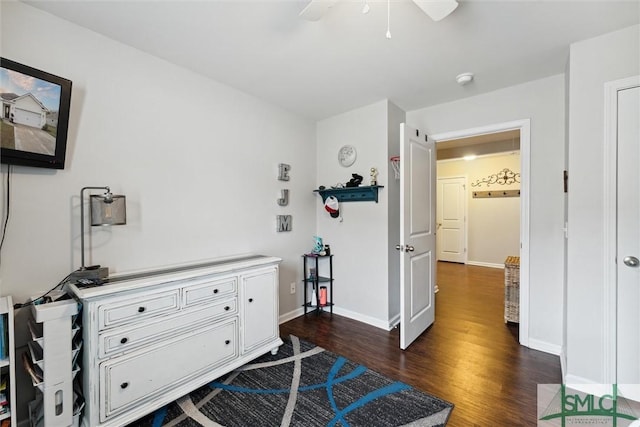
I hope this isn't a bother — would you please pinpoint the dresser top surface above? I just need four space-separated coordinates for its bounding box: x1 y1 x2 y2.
66 254 281 299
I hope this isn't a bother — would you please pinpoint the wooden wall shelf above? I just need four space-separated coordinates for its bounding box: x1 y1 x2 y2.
314 185 384 203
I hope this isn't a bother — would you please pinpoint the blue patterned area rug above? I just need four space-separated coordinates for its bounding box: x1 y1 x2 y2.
130 335 453 427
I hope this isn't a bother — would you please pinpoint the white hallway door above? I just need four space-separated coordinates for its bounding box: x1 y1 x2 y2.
617 83 640 390
399 123 436 350
436 177 466 263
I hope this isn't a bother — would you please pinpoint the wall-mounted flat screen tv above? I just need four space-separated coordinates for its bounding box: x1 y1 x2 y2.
0 58 72 169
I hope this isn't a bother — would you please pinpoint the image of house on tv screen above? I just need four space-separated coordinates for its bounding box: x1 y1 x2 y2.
0 67 62 156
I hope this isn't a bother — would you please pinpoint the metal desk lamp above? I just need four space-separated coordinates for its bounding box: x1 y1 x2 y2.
70 186 126 282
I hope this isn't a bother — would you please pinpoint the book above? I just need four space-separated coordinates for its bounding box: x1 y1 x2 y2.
22 352 43 384
0 315 4 360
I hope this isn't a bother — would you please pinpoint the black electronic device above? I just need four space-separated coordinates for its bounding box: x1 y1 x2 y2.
1 57 72 169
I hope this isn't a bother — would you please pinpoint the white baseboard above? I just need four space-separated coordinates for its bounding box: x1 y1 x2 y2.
280 305 395 332
279 307 304 324
564 374 600 384
332 306 392 331
388 313 400 330
466 261 504 269
563 377 613 398
528 338 561 356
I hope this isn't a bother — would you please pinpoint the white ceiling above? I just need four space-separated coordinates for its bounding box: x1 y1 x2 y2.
24 0 640 121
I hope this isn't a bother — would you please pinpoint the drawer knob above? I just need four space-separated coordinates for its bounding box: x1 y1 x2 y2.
138 306 146 313
225 340 231 345
224 306 230 311
213 289 219 294
248 298 254 303
120 337 128 344
121 382 129 389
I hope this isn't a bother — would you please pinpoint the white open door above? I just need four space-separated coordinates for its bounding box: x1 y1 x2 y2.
399 123 436 350
436 177 467 263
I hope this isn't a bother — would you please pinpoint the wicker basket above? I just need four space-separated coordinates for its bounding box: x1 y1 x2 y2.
504 256 520 323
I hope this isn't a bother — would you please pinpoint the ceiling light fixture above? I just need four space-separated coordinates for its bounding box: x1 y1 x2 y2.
362 0 370 14
456 72 474 85
412 0 459 22
299 0 459 38
299 0 338 22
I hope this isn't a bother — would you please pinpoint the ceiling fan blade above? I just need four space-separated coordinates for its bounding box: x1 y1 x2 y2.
299 0 339 21
412 0 459 22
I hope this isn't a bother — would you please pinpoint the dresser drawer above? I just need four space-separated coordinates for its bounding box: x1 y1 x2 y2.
182 277 236 307
101 319 238 420
99 298 237 358
98 291 179 330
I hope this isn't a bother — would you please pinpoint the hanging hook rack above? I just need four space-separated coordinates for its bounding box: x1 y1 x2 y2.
473 189 520 199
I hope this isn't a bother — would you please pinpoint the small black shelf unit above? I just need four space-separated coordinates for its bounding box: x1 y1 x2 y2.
314 185 384 203
302 254 333 315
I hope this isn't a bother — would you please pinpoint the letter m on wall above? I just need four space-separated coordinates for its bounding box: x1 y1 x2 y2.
277 215 292 232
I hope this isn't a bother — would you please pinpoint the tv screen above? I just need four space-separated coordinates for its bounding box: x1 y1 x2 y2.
0 58 72 169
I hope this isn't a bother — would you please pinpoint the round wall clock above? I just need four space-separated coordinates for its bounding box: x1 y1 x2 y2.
338 145 357 167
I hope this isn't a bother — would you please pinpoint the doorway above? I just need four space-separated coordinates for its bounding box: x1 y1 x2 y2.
436 131 521 268
431 119 531 347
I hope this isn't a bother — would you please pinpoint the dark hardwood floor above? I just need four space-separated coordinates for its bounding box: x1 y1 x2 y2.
280 261 561 426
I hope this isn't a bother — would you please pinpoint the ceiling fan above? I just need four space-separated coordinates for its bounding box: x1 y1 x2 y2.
299 0 459 23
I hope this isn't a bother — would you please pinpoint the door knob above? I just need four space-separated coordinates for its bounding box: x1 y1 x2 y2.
405 245 415 252
623 256 639 267
395 244 403 251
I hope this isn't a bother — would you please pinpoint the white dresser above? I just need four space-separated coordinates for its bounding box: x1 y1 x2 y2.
65 255 283 427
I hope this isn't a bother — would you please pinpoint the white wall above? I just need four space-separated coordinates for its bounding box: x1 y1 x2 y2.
566 24 640 383
1 3 317 418
407 74 565 352
316 100 393 328
437 153 521 267
562 57 571 378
